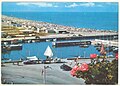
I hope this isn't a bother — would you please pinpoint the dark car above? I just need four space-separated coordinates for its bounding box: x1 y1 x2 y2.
60 64 72 71
23 60 37 64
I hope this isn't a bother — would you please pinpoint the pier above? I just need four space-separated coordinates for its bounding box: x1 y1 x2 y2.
53 41 91 47
55 34 118 41
1 34 118 44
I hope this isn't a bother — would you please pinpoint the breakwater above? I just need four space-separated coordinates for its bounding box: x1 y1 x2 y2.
53 41 91 47
2 34 118 44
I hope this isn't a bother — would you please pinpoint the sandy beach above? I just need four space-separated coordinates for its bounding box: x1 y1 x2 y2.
2 15 118 37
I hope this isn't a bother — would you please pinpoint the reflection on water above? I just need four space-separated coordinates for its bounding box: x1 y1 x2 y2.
2 42 113 60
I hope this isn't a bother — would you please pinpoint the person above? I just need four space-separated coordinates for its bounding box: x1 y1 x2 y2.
41 69 44 75
74 58 79 65
69 60 72 66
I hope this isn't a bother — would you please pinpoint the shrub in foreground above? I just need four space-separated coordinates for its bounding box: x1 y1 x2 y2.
70 58 118 85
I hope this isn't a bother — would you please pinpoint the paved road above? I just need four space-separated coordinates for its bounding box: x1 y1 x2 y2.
2 58 114 84
1 62 85 84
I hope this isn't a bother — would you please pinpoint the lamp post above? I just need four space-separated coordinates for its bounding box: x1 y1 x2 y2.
43 66 46 84
42 65 52 84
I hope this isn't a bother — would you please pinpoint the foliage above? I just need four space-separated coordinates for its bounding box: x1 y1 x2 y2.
70 59 118 85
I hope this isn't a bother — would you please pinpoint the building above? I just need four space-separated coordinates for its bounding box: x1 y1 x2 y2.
37 27 47 33
19 29 33 34
45 29 56 33
1 31 7 38
54 29 69 34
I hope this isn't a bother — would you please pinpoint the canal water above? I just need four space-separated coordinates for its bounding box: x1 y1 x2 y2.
2 42 113 60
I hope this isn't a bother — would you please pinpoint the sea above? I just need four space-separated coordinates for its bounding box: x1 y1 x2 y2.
2 12 117 60
2 12 118 31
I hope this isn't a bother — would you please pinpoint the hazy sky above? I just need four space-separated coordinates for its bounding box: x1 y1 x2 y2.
2 2 118 12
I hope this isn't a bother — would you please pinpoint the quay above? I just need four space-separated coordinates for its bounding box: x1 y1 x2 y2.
55 34 118 41
1 34 118 44
53 41 91 47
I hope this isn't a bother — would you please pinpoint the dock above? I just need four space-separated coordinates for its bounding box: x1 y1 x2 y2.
52 41 91 47
1 34 118 44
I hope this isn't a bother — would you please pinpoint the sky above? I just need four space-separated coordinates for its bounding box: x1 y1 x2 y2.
2 2 118 12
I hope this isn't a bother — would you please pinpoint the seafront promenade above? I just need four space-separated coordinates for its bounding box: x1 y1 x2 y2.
1 58 115 84
1 62 85 84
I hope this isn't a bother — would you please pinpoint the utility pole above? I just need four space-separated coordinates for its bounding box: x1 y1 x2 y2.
42 65 52 84
43 66 46 84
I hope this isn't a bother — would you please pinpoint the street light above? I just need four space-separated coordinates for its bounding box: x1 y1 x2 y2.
42 66 52 84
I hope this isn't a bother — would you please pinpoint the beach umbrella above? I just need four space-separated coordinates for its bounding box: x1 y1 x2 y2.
100 43 106 55
44 46 53 58
90 54 97 59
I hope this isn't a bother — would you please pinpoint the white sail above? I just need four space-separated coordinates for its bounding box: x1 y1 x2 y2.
44 46 53 57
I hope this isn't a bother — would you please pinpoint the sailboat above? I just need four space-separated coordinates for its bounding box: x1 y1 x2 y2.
44 46 53 61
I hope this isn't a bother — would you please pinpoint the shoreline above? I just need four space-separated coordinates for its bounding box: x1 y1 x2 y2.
2 15 118 33
2 14 118 32
1 15 118 42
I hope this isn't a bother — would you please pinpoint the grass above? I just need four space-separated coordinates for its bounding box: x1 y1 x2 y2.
2 25 48 37
35 32 48 36
2 26 25 35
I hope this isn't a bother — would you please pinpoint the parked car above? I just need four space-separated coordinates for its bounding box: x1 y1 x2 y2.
60 64 72 71
23 60 37 64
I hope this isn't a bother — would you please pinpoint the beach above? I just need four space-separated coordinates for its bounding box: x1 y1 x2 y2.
2 15 117 38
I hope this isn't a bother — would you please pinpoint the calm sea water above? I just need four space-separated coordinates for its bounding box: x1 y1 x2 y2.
2 12 118 31
2 42 113 60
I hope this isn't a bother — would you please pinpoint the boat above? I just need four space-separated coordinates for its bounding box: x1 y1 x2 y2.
9 44 22 50
44 46 53 59
113 47 118 53
23 56 39 64
43 46 53 63
53 38 57 42
28 40 32 43
2 44 22 51
52 42 56 46
1 58 11 63
96 47 101 51
79 44 89 48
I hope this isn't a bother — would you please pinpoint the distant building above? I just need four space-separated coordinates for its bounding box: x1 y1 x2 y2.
54 29 69 34
45 29 56 33
1 31 7 38
19 29 33 34
38 27 47 33
12 23 22 27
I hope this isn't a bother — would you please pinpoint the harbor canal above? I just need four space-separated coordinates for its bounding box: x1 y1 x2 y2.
2 41 114 60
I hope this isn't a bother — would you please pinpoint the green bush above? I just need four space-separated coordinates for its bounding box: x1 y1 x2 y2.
71 59 118 85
